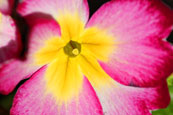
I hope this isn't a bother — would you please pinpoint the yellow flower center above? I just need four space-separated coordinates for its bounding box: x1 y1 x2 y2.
34 13 116 103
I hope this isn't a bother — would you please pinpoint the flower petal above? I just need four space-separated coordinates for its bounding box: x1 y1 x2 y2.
17 0 89 24
43 50 84 102
11 66 103 115
87 0 173 40
0 12 21 63
99 36 173 87
80 26 115 62
94 80 170 114
27 16 62 62
0 59 39 95
0 17 60 94
0 0 14 14
87 0 173 87
78 53 170 114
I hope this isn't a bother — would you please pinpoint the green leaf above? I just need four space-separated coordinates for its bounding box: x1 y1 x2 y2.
167 74 173 86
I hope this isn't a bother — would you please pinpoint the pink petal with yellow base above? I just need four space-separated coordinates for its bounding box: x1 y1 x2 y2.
99 38 173 87
27 16 61 55
10 66 103 115
78 54 170 114
87 0 173 87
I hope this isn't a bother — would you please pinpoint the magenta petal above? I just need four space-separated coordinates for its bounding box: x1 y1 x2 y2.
87 0 173 87
17 0 89 24
143 82 170 110
87 0 173 40
93 80 170 114
10 66 103 115
100 39 173 87
0 59 40 95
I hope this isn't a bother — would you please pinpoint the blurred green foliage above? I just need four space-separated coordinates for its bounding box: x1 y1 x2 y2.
152 74 173 115
167 74 173 86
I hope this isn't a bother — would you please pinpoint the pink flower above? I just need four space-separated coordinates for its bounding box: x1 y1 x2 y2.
0 0 173 114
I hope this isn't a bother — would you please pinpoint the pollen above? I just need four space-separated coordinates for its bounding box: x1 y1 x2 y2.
72 48 79 55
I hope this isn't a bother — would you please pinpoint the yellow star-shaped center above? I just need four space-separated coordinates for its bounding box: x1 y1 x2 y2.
34 13 116 103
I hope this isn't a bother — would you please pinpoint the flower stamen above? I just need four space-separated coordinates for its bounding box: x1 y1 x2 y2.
63 40 81 57
72 48 79 55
